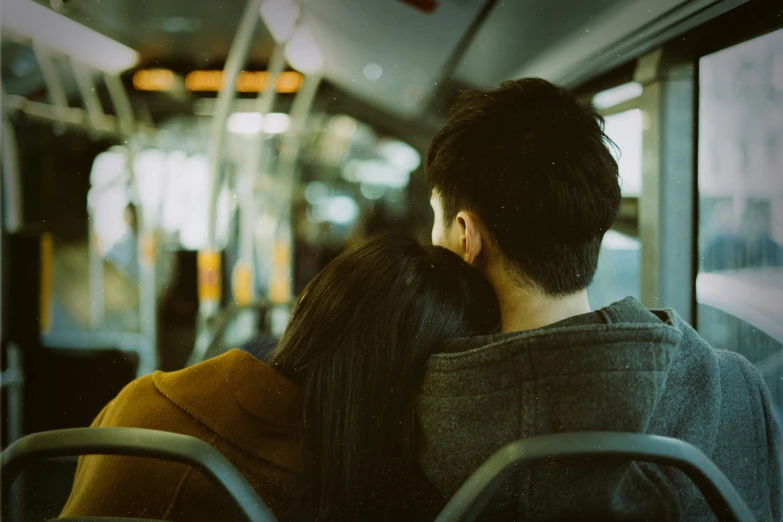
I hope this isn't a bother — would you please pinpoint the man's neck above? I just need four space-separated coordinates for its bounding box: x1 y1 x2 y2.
490 269 592 333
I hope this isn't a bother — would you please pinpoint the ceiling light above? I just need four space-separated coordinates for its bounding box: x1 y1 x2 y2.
133 69 175 91
235 71 303 93
186 70 223 91
363 63 383 82
263 113 290 134
260 0 300 43
3 0 139 73
285 25 323 75
275 71 304 93
185 70 302 93
228 112 264 135
227 112 290 135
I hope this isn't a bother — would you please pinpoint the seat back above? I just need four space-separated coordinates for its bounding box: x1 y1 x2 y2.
1 427 279 522
434 432 756 522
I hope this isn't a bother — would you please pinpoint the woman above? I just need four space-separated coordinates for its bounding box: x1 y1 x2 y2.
60 233 500 521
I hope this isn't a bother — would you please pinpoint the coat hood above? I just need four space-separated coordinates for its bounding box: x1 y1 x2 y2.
417 297 780 520
154 349 303 470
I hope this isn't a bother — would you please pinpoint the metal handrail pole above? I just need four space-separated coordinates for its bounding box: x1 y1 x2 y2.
104 71 158 373
104 72 136 136
71 59 106 131
274 73 321 314
31 43 69 109
198 0 265 331
239 44 286 268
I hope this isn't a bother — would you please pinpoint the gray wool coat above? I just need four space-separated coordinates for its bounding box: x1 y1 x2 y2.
417 297 783 521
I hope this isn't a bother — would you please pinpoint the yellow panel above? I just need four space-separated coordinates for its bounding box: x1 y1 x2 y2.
198 250 222 302
232 261 254 305
39 233 54 332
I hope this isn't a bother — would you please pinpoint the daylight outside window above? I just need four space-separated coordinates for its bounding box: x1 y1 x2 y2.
696 27 783 420
588 90 643 308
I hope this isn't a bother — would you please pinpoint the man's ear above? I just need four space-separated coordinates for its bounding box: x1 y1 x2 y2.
456 211 483 264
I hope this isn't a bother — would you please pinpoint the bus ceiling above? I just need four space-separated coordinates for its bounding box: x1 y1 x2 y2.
1 0 748 130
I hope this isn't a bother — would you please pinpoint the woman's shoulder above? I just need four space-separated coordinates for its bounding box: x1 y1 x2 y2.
95 371 186 431
96 350 302 450
97 354 242 434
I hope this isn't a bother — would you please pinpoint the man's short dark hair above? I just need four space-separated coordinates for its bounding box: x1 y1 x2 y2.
426 78 621 296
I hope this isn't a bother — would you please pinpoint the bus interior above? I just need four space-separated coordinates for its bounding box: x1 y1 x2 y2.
1 0 782 520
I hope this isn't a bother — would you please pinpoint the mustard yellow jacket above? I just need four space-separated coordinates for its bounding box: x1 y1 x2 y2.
60 349 303 521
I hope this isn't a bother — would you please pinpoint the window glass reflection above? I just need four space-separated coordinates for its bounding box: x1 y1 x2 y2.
697 28 783 422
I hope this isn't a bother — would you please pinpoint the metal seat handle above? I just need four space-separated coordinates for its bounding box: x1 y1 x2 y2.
1 427 278 522
434 432 757 522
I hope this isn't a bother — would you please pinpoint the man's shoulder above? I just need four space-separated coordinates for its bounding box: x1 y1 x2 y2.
711 345 771 395
663 312 760 383
430 297 680 361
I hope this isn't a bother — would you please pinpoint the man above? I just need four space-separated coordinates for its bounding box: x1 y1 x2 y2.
418 78 782 520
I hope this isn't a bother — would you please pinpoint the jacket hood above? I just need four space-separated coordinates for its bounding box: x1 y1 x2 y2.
424 297 686 434
418 297 726 520
153 349 303 471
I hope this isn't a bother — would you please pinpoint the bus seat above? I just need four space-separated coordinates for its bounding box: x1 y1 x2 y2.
1 427 278 522
434 432 756 522
2 429 756 522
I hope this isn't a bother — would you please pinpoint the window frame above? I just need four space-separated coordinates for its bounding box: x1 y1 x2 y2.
575 0 783 323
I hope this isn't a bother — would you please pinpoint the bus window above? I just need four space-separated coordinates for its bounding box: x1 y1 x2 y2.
588 89 643 308
696 27 783 422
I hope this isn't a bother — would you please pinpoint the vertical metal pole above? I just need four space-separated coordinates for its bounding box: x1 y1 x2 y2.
2 83 25 518
5 343 25 521
137 226 157 372
635 48 696 320
88 218 105 330
230 47 287 344
205 0 263 251
234 44 287 317
5 343 24 443
637 51 662 309
32 43 69 109
104 73 157 373
1 104 4 396
2 115 23 233
126 143 159 373
104 73 136 136
72 60 112 333
278 74 322 206
71 59 106 131
200 0 264 323
240 44 286 265
269 74 321 335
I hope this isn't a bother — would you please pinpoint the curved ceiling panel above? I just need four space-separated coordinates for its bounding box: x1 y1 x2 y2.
300 0 487 118
453 0 626 89
455 0 748 89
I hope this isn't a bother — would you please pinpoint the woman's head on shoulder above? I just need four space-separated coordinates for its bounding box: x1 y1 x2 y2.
271 232 499 517
275 232 499 369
